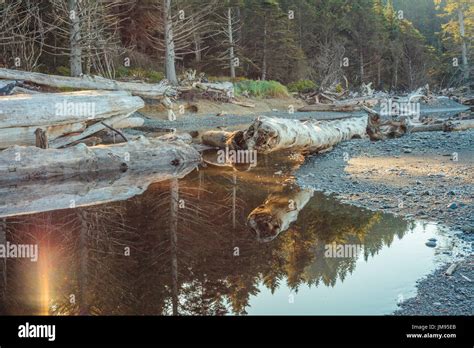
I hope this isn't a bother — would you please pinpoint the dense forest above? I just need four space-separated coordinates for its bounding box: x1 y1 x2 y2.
0 0 472 92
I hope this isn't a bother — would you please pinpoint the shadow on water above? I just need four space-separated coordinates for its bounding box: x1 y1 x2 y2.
0 151 463 315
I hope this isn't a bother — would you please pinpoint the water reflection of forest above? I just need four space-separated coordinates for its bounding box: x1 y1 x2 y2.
0 160 413 315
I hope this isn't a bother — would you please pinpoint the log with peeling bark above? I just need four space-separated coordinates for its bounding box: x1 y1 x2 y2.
0 68 177 98
0 136 201 182
247 186 314 242
0 90 144 128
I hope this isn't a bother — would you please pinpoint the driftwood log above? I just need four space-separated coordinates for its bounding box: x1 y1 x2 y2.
194 82 234 98
0 90 144 128
0 68 177 98
201 116 368 154
410 119 474 133
0 136 201 182
0 90 145 149
0 117 145 149
244 116 368 153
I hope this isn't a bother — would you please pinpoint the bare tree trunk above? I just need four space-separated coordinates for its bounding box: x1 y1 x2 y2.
191 17 201 63
359 50 364 84
77 210 89 315
169 179 179 315
228 7 236 79
163 0 178 84
458 7 469 82
0 219 6 313
262 12 267 81
377 60 381 88
68 0 83 77
393 59 398 90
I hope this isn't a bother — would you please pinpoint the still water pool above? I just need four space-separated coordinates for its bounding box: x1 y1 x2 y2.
0 152 464 315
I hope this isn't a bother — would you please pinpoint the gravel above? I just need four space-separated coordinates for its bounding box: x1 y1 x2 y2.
393 256 474 316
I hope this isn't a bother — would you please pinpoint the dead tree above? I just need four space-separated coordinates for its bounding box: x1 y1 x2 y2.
212 6 241 78
0 0 47 71
48 0 128 78
142 0 216 84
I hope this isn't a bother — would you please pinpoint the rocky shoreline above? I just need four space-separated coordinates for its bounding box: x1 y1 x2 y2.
296 129 474 315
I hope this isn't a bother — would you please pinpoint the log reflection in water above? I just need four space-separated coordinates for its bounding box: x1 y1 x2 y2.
247 185 314 242
0 156 199 218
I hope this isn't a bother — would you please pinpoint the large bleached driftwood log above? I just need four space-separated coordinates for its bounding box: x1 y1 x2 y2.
0 68 177 98
201 116 368 154
0 90 144 128
242 116 368 153
0 136 201 182
247 186 314 242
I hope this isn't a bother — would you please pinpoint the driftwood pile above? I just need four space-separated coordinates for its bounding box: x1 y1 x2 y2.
296 83 472 115
178 69 255 108
0 68 205 184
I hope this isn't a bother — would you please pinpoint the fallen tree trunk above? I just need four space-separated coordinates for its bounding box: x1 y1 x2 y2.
298 103 362 112
0 90 144 128
201 115 368 154
410 119 474 133
247 186 314 242
0 136 201 182
194 82 234 98
201 130 238 148
0 68 177 98
298 97 379 112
